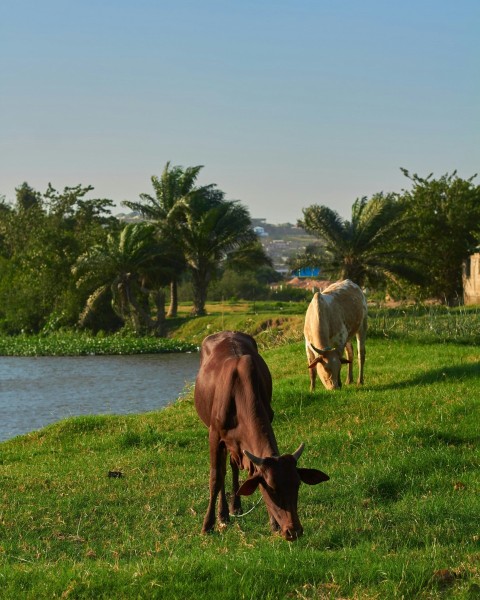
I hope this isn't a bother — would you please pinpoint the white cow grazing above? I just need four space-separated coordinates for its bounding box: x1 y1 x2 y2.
304 279 367 390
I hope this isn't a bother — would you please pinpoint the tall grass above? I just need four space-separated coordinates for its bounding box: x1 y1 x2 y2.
170 301 480 349
367 303 480 345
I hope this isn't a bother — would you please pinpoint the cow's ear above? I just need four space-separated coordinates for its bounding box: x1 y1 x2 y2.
297 468 329 485
237 474 262 496
340 358 352 364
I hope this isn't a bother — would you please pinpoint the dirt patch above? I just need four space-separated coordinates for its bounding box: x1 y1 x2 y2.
254 317 288 333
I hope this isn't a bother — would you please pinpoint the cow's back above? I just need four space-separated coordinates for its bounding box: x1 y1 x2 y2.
323 280 367 337
305 280 366 347
194 331 272 429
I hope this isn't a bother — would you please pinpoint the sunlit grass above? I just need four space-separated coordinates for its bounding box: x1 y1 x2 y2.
1 328 479 597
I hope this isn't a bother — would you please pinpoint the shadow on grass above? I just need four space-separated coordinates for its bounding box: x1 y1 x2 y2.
409 426 480 447
375 362 480 391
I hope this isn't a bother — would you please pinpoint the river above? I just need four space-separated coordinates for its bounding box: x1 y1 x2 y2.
0 353 200 443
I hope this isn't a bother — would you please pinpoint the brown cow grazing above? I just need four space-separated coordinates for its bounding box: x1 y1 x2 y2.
304 279 367 391
194 331 329 541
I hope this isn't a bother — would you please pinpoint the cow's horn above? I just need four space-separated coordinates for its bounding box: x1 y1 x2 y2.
243 449 265 466
292 442 305 462
310 343 336 355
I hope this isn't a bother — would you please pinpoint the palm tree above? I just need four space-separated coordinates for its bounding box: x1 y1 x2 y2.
298 194 422 289
176 188 261 316
122 162 206 317
73 222 173 334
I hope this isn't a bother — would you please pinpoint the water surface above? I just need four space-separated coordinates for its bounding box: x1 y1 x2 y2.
0 353 199 442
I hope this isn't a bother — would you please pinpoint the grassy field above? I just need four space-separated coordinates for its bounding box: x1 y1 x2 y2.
0 305 479 598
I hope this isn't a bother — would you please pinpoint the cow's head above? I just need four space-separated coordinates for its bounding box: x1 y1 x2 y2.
308 344 351 390
237 443 329 541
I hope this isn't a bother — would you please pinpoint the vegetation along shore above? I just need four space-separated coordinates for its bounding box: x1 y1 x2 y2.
1 305 479 598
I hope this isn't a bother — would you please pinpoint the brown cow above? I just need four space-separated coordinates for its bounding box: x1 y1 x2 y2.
194 331 329 541
304 279 367 390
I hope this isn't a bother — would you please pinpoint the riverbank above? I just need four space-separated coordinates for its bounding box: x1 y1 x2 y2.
2 301 478 356
1 328 479 597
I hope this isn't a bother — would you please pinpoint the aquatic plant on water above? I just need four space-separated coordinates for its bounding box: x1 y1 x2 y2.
0 331 198 357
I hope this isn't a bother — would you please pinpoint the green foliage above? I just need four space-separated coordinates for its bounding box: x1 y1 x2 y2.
0 331 197 356
298 193 423 289
122 162 204 318
208 269 267 301
177 186 265 315
2 166 479 336
168 301 480 349
74 222 174 335
122 162 271 319
0 327 479 598
0 183 118 334
368 303 480 345
400 169 480 304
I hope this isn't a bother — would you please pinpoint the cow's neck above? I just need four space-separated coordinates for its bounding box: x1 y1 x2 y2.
316 296 332 347
238 403 279 458
246 422 279 458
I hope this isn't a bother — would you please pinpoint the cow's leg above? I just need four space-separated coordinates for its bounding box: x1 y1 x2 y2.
229 456 242 515
309 367 317 392
202 432 228 533
306 345 316 391
345 342 354 384
217 443 230 525
356 331 366 385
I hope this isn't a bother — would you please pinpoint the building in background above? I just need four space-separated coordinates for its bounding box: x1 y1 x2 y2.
463 252 480 305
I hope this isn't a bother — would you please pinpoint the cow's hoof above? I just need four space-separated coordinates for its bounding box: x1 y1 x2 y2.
201 527 214 534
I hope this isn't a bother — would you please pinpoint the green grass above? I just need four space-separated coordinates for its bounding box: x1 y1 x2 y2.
1 319 479 598
2 301 478 355
168 301 480 350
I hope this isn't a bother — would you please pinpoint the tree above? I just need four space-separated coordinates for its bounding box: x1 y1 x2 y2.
176 187 262 316
0 183 118 333
73 223 173 334
122 162 205 317
0 196 13 258
15 182 42 212
223 239 273 274
208 241 275 302
298 193 423 290
400 169 480 305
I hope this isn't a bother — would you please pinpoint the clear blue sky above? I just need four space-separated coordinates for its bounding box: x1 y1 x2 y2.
1 0 479 223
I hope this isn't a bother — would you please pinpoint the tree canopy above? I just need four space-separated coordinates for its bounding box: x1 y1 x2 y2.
175 186 267 315
399 169 480 304
298 193 423 290
74 222 173 335
122 162 207 317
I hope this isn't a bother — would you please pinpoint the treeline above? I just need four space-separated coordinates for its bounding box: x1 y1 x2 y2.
0 164 280 336
295 169 480 305
1 164 479 336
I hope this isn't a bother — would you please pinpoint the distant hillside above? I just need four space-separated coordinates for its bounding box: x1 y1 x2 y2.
116 213 320 275
251 218 318 273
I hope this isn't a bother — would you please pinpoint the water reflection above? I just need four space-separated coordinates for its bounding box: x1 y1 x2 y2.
0 353 199 442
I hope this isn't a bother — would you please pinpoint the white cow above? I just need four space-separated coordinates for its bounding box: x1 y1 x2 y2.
304 279 367 390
